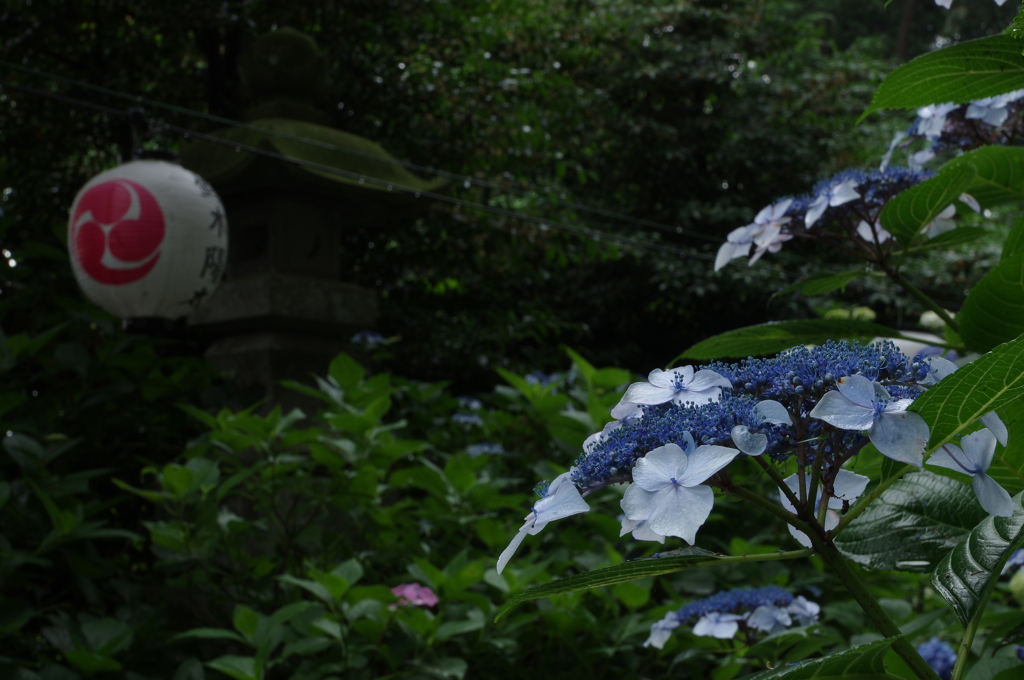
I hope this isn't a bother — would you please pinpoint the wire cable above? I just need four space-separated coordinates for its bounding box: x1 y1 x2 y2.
0 79 713 260
0 58 719 242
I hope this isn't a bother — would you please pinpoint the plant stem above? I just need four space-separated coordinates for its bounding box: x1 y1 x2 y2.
949 615 979 680
812 540 941 680
753 456 800 509
726 483 816 536
832 462 915 536
889 270 960 334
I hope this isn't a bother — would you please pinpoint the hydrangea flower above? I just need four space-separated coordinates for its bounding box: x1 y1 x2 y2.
391 583 438 607
497 471 590 573
927 429 1015 517
787 596 821 626
644 612 681 649
622 366 731 406
715 199 793 271
916 636 957 680
466 442 504 457
810 375 929 466
693 612 744 639
620 439 739 543
856 219 891 244
731 400 792 455
915 103 959 140
747 604 792 634
805 178 860 228
921 357 1008 445
452 412 484 427
1002 549 1024 576
778 469 870 548
350 330 386 347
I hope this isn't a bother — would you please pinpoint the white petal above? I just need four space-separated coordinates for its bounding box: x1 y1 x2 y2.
934 0 953 9
982 107 1010 127
621 483 658 521
731 425 768 456
583 430 605 451
644 614 680 649
927 444 971 475
677 445 740 487
869 411 928 467
647 367 673 387
673 387 722 405
715 242 739 271
804 198 827 229
646 484 714 544
828 469 871 507
961 429 998 472
836 375 877 407
632 444 689 492
959 193 981 214
619 516 638 537
809 390 875 431
756 400 792 425
787 523 814 549
622 381 673 405
632 519 667 544
924 356 958 384
610 401 643 421
497 525 532 574
830 181 861 206
824 509 841 532
679 431 697 455
748 605 792 632
533 472 590 525
687 369 732 391
980 412 1008 447
973 473 1016 517
752 223 782 249
693 614 740 639
778 475 799 514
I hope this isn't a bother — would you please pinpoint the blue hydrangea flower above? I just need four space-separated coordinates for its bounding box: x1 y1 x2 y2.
810 375 929 466
693 611 744 639
497 471 590 573
927 429 1015 517
466 442 504 457
622 366 731 407
1002 549 1024 575
778 469 870 548
805 178 860 228
350 330 386 347
451 412 484 427
916 636 957 680
715 199 793 271
644 612 681 649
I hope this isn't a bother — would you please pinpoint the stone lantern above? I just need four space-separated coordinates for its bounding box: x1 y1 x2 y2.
182 28 443 404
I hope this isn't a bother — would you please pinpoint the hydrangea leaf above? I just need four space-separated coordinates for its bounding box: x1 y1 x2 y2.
959 221 1024 353
738 637 901 680
495 548 721 621
942 147 1024 209
862 34 1024 119
678 320 907 361
909 331 1024 453
834 471 987 572
879 163 976 244
931 491 1024 627
773 269 866 300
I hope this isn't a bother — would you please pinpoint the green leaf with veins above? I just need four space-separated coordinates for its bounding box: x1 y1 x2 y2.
738 637 902 680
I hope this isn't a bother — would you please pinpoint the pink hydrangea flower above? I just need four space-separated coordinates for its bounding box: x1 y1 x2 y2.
391 582 438 607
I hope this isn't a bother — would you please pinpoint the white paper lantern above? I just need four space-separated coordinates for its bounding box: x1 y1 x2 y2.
68 160 228 319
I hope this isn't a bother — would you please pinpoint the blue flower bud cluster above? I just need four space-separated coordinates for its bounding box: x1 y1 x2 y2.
674 585 793 624
573 341 926 491
916 637 957 680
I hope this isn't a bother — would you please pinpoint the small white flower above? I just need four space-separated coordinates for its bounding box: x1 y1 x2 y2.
880 131 907 172
715 199 793 271
619 516 666 544
778 469 870 548
621 441 739 543
497 471 590 573
805 179 861 228
787 596 821 626
856 219 891 245
747 604 792 634
909 146 936 169
915 103 958 140
693 612 744 639
622 366 731 406
644 612 681 649
810 375 929 466
923 204 957 238
927 429 1015 517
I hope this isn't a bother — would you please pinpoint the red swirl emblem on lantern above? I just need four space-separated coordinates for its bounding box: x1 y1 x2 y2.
71 178 165 285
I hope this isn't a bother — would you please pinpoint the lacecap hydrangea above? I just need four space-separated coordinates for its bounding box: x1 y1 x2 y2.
496 341 1011 573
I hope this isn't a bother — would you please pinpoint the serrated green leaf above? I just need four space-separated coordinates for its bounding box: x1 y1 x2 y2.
863 34 1024 118
835 471 987 572
774 270 867 300
738 637 900 680
434 618 484 641
205 655 259 680
496 548 719 621
880 163 976 244
931 491 1024 627
915 226 987 251
945 146 1024 208
910 332 1024 453
679 320 908 360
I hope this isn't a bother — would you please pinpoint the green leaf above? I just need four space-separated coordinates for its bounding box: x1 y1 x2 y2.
879 163 976 244
495 548 719 621
862 34 1024 118
931 491 1024 626
738 637 900 680
309 570 350 602
161 464 195 497
172 628 246 644
276 574 333 605
910 332 1024 453
944 146 1024 208
434 618 484 642
64 650 122 674
959 240 1024 353
914 226 987 251
679 320 908 361
232 606 260 641
834 471 987 572
1003 215 1024 263
172 657 205 680
328 353 364 392
205 655 259 680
